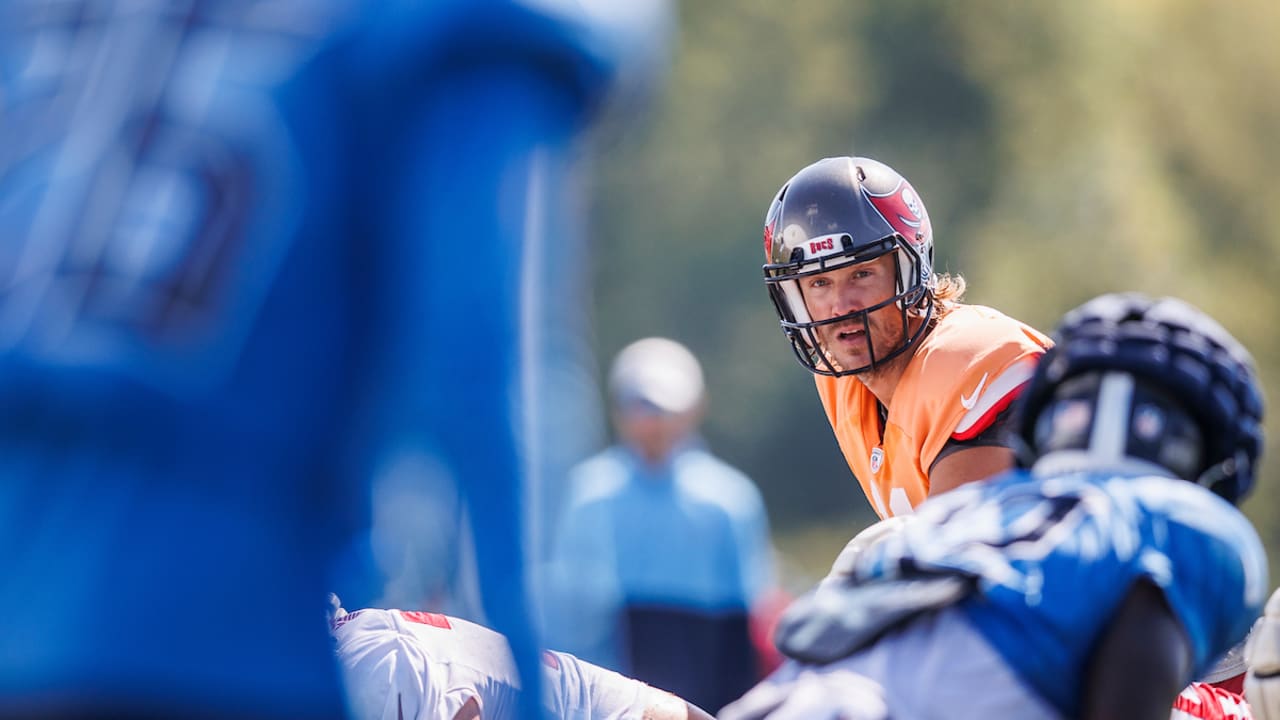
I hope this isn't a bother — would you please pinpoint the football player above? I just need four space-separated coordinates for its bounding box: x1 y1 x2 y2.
761 156 1053 518
330 601 713 720
723 293 1267 720
818 521 1261 720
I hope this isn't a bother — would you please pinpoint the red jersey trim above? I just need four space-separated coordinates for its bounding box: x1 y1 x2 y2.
950 381 1029 441
951 355 1040 441
399 611 452 630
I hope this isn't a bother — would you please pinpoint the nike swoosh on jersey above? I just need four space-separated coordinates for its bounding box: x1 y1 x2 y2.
960 373 989 410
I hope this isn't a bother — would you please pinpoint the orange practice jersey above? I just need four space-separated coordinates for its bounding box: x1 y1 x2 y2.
814 304 1052 518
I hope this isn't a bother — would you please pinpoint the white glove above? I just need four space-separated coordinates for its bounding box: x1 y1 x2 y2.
1246 588 1280 720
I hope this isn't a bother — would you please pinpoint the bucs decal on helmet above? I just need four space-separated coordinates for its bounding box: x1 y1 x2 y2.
864 181 932 252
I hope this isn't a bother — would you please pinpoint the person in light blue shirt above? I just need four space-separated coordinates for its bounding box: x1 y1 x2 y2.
545 337 777 715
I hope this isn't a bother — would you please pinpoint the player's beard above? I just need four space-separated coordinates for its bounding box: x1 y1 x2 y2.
817 308 908 376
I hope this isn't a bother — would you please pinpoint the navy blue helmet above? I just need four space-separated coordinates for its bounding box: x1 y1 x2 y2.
1015 293 1264 504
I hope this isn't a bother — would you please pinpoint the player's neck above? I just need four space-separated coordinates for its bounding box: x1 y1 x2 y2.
855 315 929 407
855 348 914 408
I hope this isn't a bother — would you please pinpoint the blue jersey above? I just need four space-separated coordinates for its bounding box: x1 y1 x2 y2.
0 1 667 716
857 469 1269 718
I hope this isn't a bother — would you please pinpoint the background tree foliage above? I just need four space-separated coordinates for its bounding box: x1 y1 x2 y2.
582 0 1280 584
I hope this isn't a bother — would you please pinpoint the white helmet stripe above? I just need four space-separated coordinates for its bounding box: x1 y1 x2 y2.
1090 372 1134 462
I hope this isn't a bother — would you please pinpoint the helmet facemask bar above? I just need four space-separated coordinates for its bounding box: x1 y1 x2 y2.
764 234 933 377
1028 371 1207 482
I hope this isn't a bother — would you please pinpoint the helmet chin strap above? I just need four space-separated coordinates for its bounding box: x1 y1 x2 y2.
1196 450 1248 497
1087 372 1133 462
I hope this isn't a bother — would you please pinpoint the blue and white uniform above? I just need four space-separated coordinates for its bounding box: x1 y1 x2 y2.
731 468 1267 720
333 608 657 720
868 469 1266 716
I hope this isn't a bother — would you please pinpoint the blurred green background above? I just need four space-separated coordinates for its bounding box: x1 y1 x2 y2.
580 1 1280 587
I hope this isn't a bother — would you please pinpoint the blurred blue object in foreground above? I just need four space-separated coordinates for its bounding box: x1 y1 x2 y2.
0 1 671 717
